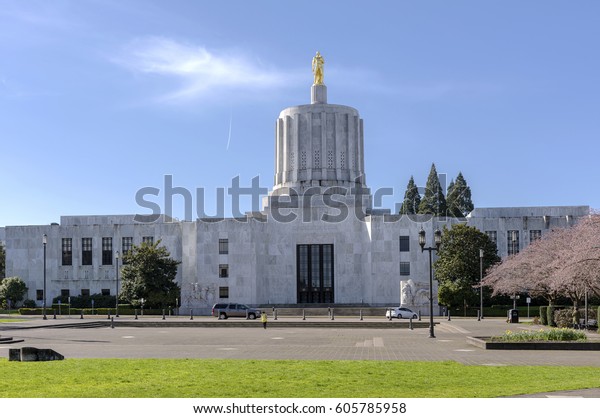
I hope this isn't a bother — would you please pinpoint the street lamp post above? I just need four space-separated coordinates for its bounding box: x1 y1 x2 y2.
510 231 518 310
42 234 47 320
115 251 120 318
479 248 484 320
419 227 442 338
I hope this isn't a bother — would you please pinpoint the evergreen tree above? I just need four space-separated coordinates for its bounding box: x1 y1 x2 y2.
434 224 501 311
399 176 421 215
120 240 181 309
417 163 447 216
446 172 474 217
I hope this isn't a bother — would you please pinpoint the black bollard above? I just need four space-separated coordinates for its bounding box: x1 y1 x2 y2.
274 309 278 320
448 311 451 321
331 308 335 320
162 309 166 320
477 310 481 321
110 317 114 329
418 310 422 321
409 317 414 330
134 309 138 320
190 309 193 320
359 309 363 321
80 312 84 320
53 310 57 320
302 309 305 320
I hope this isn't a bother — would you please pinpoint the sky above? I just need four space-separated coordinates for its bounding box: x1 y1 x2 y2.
1 0 599 227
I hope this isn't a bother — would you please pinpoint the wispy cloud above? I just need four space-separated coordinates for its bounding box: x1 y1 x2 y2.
114 37 302 103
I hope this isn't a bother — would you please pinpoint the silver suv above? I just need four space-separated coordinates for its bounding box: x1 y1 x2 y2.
211 303 262 319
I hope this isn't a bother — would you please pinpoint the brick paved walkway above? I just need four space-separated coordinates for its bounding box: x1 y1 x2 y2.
2 315 599 367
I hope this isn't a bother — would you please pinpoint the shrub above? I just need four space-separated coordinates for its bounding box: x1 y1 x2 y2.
547 306 556 327
491 328 587 342
539 306 547 325
52 293 116 308
554 309 574 328
22 299 36 308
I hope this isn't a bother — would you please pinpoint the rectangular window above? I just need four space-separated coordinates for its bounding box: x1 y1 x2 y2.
310 245 321 288
142 236 154 245
81 289 90 297
122 237 133 264
296 244 334 304
298 245 309 289
399 236 410 252
507 230 520 255
399 262 411 276
61 289 70 299
322 244 333 288
61 238 72 266
219 264 229 278
101 288 111 296
219 286 229 299
485 231 497 246
102 237 113 265
219 239 229 254
82 238 93 265
36 289 43 301
530 230 542 242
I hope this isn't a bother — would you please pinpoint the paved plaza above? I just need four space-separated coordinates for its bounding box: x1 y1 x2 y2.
2 315 600 367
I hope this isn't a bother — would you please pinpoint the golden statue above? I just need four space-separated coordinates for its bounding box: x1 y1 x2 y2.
312 51 324 85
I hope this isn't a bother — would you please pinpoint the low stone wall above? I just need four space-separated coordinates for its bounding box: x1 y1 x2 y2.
467 336 600 350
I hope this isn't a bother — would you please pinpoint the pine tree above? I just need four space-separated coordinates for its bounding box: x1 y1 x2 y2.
399 176 421 215
417 163 447 216
446 172 474 217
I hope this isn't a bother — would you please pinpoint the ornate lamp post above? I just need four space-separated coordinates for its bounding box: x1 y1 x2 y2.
419 227 442 338
115 250 120 318
479 248 484 320
42 233 47 320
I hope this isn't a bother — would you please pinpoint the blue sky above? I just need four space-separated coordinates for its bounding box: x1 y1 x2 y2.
1 0 599 226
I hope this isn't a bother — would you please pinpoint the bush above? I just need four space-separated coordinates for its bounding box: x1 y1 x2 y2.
491 328 587 342
22 299 36 308
52 294 116 308
539 306 548 325
554 309 574 328
547 306 556 327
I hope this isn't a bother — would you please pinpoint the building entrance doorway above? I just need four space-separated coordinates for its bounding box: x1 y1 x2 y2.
297 244 334 303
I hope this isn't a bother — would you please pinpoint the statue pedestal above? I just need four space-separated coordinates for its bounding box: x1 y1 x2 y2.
311 84 327 104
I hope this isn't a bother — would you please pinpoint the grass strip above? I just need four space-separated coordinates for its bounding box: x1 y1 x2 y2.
1 358 599 398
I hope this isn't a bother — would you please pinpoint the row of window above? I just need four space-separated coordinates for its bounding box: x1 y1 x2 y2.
400 230 542 255
36 288 111 301
61 236 154 266
486 230 542 256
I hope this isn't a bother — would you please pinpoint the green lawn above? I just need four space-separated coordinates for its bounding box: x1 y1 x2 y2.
1 358 599 397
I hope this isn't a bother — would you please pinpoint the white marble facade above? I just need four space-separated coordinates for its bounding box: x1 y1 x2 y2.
0 82 590 314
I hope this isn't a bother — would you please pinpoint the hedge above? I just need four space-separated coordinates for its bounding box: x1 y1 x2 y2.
539 306 547 325
18 307 174 316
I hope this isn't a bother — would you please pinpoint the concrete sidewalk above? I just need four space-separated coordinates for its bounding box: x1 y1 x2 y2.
2 315 599 366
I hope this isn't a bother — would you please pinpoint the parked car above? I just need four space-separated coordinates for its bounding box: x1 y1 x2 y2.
211 303 262 319
385 307 418 319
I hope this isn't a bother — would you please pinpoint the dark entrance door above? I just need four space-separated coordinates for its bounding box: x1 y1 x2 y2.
297 244 334 303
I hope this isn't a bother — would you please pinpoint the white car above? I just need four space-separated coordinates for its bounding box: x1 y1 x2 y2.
386 307 418 319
